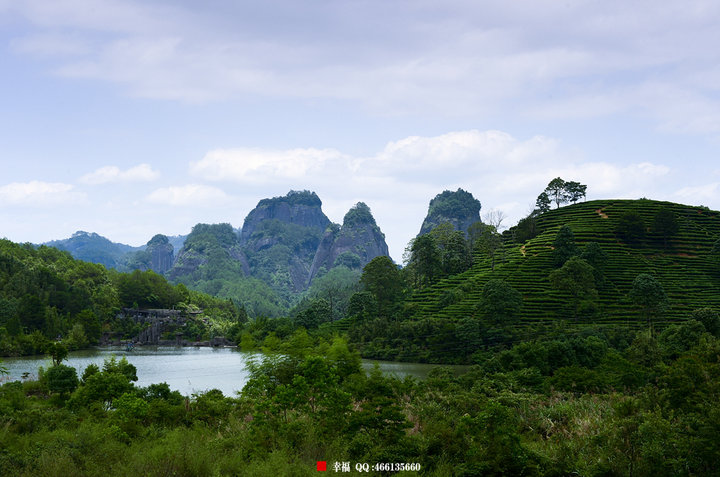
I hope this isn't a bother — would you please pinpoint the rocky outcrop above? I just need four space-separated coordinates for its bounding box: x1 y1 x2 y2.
239 191 332 293
168 223 247 281
308 202 389 283
240 190 330 244
145 234 174 274
418 189 482 236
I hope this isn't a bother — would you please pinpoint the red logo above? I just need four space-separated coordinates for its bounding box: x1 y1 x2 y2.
317 461 327 471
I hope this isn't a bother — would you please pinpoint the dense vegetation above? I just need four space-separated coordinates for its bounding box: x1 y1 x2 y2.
3 320 720 475
0 240 243 357
44 231 143 271
339 198 720 363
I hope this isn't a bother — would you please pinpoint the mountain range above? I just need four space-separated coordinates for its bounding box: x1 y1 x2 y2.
41 189 480 315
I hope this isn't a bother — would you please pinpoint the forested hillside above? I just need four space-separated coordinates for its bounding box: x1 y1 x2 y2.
0 239 243 357
343 199 720 363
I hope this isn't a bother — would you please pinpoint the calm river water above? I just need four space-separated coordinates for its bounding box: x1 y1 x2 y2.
0 346 466 396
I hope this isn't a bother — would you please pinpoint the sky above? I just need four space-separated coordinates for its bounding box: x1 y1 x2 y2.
2 0 720 261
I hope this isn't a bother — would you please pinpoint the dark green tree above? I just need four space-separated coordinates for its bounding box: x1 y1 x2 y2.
346 291 378 321
472 224 503 270
45 363 79 395
512 214 540 243
535 191 551 213
549 256 598 320
629 274 668 334
437 228 471 276
75 309 101 344
360 256 403 317
653 208 679 248
692 307 720 336
565 181 587 203
19 294 45 332
580 242 608 285
552 225 579 267
540 177 587 209
294 298 332 329
545 177 568 208
46 341 68 366
479 279 523 324
407 234 442 287
617 211 645 243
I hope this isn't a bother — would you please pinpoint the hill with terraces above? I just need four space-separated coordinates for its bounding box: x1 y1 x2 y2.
412 199 720 324
343 198 720 362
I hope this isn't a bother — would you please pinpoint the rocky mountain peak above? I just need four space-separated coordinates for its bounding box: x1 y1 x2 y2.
308 202 389 283
419 188 481 236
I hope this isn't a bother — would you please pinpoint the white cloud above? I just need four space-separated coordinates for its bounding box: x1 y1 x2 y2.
145 184 229 207
191 148 348 183
11 32 91 57
80 163 159 184
192 129 680 258
0 181 85 206
673 182 720 204
7 0 720 133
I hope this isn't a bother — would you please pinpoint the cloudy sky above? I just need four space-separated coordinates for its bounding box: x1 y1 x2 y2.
2 0 720 260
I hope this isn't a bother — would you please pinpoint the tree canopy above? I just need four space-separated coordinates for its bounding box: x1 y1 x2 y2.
537 177 587 210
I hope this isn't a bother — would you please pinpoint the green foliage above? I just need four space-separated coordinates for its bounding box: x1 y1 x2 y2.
305 266 361 320
536 191 551 213
360 256 403 317
629 273 668 331
427 188 481 219
45 342 68 366
430 224 472 276
479 279 523 324
256 189 321 208
293 298 331 329
44 363 79 395
346 291 378 321
333 251 362 269
580 242 608 284
65 323 88 350
617 210 645 243
550 257 598 320
183 223 238 252
552 225 579 267
513 213 540 242
692 307 720 336
471 223 503 270
565 180 587 204
115 269 183 309
5 331 720 476
542 177 587 208
342 202 376 227
652 208 679 247
406 234 442 286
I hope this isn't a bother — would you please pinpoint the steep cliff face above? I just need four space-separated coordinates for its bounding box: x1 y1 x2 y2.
145 234 174 274
240 190 330 244
308 202 390 283
124 234 175 273
418 189 482 236
240 190 331 293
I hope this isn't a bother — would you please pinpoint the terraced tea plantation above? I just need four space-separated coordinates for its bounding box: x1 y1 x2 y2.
407 199 720 331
